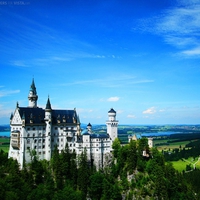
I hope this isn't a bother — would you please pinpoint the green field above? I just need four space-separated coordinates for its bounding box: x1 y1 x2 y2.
171 160 188 172
171 157 200 172
154 139 191 151
0 137 10 153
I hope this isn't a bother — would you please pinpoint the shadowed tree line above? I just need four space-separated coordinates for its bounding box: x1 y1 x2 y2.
0 139 197 200
164 139 200 162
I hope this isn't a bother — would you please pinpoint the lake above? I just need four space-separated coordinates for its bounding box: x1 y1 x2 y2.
141 131 182 137
0 131 10 137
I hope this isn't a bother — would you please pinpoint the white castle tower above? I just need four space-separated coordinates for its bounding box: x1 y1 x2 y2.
106 108 118 145
28 79 38 108
44 97 52 160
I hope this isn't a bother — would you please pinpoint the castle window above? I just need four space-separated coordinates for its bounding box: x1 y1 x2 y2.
96 144 98 146
57 139 59 142
34 139 37 143
33 128 35 130
33 133 35 137
27 128 30 130
70 144 72 147
55 127 57 130
96 149 98 151
27 133 30 137
43 127 45 130
43 139 45 143
34 146 37 149
27 139 30 144
27 147 30 150
61 138 63 142
39 139 41 143
43 145 45 149
39 152 41 155
43 151 45 154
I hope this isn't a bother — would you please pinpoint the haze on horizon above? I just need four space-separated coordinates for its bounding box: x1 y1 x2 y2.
0 0 200 125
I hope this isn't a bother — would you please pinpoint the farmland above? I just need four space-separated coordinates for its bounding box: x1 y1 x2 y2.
0 137 10 152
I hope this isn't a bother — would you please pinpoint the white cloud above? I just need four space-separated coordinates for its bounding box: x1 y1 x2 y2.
181 47 200 56
143 107 156 114
0 90 20 98
138 1 200 57
10 60 28 67
127 114 136 118
117 110 124 114
107 97 120 102
0 104 13 118
59 75 153 89
76 108 94 113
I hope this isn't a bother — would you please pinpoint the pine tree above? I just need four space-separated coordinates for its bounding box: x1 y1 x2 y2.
77 148 90 198
127 140 137 173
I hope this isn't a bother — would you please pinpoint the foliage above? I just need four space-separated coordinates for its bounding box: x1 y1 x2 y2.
0 137 198 200
112 138 121 158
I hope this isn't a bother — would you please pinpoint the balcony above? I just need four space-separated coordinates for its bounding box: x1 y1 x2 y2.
11 139 20 149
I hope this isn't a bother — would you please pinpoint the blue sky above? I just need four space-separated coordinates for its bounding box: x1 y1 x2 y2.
1 0 200 125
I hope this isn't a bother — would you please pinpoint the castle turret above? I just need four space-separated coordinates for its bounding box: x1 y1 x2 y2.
106 108 118 144
45 97 52 160
76 115 81 136
148 137 153 148
87 123 92 133
28 79 38 107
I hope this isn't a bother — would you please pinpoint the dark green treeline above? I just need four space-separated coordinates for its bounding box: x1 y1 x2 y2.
0 139 198 199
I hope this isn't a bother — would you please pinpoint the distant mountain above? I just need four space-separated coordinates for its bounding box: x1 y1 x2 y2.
0 125 10 132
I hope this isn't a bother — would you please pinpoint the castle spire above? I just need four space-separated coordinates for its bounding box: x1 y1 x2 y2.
30 78 37 95
45 96 52 110
28 78 38 108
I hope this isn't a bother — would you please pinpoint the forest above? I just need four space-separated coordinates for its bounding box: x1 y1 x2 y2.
0 138 199 200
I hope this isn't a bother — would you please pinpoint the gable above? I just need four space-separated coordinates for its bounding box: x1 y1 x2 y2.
11 109 22 125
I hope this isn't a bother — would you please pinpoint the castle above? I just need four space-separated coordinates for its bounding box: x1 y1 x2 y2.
8 79 118 169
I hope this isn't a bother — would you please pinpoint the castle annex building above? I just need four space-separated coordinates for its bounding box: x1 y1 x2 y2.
8 79 118 169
